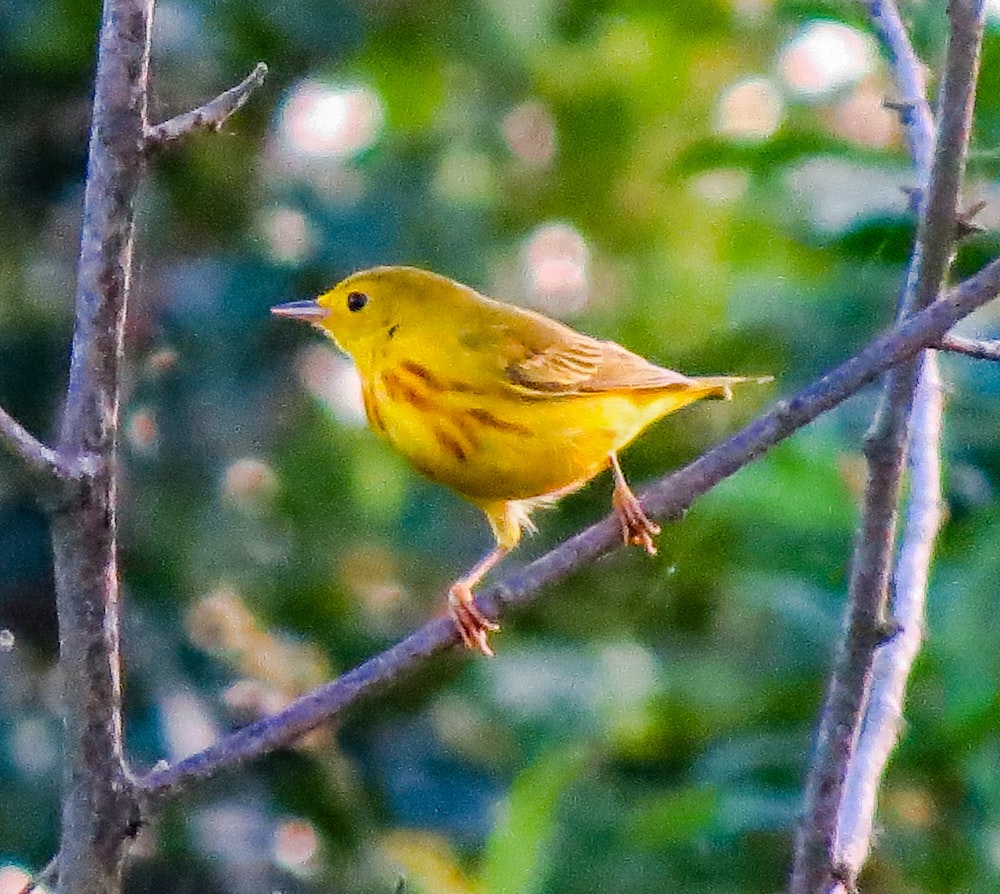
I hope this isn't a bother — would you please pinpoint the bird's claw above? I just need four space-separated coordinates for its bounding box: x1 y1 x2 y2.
448 585 500 657
612 487 660 556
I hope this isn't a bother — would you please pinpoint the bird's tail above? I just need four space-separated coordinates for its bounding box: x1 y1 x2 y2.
694 375 774 401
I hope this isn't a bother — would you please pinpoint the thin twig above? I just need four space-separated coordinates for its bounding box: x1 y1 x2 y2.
937 332 1000 360
791 2 985 891
136 254 1000 805
144 62 268 149
903 3 982 320
0 405 66 486
867 0 935 179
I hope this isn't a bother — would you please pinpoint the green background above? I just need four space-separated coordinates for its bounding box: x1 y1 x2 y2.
2 1 1000 891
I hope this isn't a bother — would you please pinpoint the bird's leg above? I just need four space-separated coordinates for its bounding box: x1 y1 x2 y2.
448 546 505 657
610 452 660 555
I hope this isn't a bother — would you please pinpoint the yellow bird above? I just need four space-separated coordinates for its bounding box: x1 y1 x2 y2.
273 266 767 656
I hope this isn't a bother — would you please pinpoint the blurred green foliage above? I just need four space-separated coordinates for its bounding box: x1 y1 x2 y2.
3 0 1000 891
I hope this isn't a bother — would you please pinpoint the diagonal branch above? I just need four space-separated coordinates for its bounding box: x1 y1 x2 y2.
136 253 1000 807
791 3 985 892
144 62 268 149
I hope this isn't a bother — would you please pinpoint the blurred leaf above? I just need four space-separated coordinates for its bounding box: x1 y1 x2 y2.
626 785 720 849
480 745 590 894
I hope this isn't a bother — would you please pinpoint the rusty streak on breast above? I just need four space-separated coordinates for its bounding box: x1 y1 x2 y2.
466 407 532 436
434 427 468 462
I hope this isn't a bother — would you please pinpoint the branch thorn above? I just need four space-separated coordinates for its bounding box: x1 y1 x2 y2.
956 199 988 240
900 185 923 215
875 617 902 646
882 96 917 124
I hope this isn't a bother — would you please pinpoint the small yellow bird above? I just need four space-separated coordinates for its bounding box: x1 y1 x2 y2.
273 266 767 656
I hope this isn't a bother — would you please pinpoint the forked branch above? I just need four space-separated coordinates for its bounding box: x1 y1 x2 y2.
791 2 985 891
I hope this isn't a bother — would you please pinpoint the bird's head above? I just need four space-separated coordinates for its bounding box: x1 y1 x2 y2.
271 266 449 356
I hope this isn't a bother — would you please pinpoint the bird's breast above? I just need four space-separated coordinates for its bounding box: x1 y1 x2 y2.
359 359 669 502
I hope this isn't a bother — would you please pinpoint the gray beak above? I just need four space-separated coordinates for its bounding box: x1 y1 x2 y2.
270 299 329 322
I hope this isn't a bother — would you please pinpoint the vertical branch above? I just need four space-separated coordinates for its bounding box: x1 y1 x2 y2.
836 362 942 873
791 3 985 891
831 0 946 882
865 0 935 179
52 0 152 891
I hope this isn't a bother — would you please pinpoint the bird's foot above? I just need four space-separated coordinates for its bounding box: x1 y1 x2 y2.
448 584 500 657
612 486 660 556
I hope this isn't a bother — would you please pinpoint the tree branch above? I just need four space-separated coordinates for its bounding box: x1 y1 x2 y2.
937 332 1000 361
52 0 153 891
867 0 935 180
0 404 67 489
836 360 942 878
791 3 985 891
144 62 268 149
136 254 1000 807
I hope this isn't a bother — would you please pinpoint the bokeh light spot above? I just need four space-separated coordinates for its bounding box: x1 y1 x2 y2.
778 21 876 99
0 866 49 894
715 76 784 141
274 818 320 875
126 408 158 454
340 545 406 625
521 222 590 315
825 83 900 150
222 458 278 508
159 691 219 760
296 344 366 427
690 169 750 205
502 99 557 167
785 156 907 232
11 718 58 776
145 347 178 375
260 207 314 266
277 80 384 159
433 149 497 205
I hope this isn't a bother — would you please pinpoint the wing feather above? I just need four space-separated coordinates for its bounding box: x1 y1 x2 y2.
503 318 697 395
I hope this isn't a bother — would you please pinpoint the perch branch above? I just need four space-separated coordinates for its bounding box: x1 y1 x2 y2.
791 2 984 891
136 253 1000 806
144 62 268 149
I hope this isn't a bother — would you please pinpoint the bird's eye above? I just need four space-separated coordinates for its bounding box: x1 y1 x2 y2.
347 291 368 312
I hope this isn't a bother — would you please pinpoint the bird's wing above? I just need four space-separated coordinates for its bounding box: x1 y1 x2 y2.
501 314 696 395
